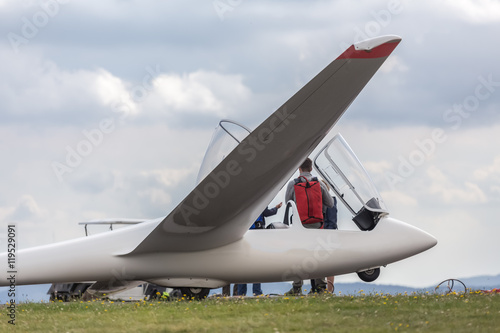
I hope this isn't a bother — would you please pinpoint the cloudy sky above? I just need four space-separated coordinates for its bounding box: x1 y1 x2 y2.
1 0 499 288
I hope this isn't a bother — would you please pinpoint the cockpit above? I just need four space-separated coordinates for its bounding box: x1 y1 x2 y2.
198 120 388 231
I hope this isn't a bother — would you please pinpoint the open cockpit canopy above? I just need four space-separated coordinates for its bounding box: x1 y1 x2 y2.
196 120 251 185
313 134 388 231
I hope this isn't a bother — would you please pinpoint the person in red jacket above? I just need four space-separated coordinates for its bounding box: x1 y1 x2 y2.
284 158 334 295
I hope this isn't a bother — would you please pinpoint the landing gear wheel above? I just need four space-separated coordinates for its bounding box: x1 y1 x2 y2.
357 268 380 282
180 287 210 300
170 289 182 299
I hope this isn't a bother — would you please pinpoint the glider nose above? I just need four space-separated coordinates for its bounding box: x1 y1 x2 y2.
410 225 437 253
404 219 436 251
377 216 437 260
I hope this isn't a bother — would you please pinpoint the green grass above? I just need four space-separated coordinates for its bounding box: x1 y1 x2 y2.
2 292 500 332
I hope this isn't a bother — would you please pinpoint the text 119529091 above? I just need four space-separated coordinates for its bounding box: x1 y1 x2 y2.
6 224 16 325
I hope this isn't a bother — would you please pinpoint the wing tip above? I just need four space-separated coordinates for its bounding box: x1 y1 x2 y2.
338 35 402 60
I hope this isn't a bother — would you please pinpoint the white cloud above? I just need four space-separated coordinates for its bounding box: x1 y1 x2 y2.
427 165 487 204
150 71 251 117
138 188 172 207
0 51 135 121
364 160 392 174
380 190 418 208
120 167 198 211
445 0 500 23
0 47 253 125
491 185 500 195
93 69 137 115
471 156 500 199
379 55 409 74
3 195 45 222
334 123 498 208
0 50 255 125
473 156 500 181
141 168 197 188
153 73 220 112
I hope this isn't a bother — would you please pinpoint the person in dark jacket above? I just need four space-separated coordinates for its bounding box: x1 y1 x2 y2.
236 202 282 296
324 195 338 293
321 180 338 293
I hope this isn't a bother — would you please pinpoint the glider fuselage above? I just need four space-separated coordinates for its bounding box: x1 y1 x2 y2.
7 214 435 288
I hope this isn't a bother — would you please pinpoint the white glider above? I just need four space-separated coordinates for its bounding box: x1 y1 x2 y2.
0 35 436 299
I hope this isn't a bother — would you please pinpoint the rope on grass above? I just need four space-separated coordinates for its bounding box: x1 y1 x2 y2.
434 279 468 294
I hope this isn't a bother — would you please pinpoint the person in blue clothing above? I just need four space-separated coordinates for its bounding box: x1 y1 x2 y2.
323 196 337 230
236 202 282 296
322 180 338 293
250 203 283 230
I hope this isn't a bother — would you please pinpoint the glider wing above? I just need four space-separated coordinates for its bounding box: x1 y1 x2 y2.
126 36 402 254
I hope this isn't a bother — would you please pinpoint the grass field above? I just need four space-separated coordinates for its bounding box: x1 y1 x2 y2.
2 291 499 332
